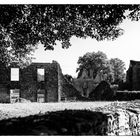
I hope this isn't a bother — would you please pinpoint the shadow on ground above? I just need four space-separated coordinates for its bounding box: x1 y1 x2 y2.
0 110 108 135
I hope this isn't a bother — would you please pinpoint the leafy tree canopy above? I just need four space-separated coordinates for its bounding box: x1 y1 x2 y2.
0 5 140 66
76 51 126 84
76 51 109 79
109 58 126 83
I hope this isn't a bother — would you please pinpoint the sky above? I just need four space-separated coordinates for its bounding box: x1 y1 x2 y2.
32 18 140 78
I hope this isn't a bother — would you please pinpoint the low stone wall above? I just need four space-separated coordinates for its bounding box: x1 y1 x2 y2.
114 91 140 101
104 109 140 135
95 101 140 135
1 101 140 136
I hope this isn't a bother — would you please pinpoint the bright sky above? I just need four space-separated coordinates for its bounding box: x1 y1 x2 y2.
33 19 140 78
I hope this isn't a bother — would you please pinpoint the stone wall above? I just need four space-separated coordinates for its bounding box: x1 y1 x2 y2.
126 60 140 90
43 62 59 102
20 64 38 102
57 63 81 101
0 61 84 103
0 62 59 103
0 86 9 103
95 101 140 135
114 91 140 101
20 62 59 102
0 62 10 103
132 64 140 90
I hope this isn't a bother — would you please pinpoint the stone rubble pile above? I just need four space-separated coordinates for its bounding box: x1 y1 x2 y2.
96 101 140 135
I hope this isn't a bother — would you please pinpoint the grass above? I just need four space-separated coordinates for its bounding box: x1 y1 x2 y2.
0 100 139 120
0 101 114 120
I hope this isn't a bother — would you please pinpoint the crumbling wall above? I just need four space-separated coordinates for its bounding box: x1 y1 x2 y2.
95 101 140 135
20 64 37 102
132 64 140 90
20 63 59 102
44 62 59 102
0 63 10 103
126 60 140 91
61 76 81 101
56 62 81 101
0 87 9 103
0 62 59 103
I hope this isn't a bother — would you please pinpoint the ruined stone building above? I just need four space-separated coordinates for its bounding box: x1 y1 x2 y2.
0 61 80 103
126 60 140 90
73 69 105 98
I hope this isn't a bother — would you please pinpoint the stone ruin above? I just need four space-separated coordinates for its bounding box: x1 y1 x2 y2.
72 68 107 98
126 60 140 90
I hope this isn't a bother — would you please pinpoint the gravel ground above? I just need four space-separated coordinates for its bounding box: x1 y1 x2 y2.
0 101 116 120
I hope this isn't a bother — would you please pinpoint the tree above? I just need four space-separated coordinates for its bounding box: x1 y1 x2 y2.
0 5 140 66
76 51 110 79
109 58 126 83
76 52 126 84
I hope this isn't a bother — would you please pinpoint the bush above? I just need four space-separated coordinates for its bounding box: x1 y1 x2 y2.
89 81 114 101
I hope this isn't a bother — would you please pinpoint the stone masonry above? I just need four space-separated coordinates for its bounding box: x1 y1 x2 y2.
0 61 80 103
126 60 140 90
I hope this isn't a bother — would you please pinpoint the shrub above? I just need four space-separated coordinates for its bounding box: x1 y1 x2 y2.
89 81 114 101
